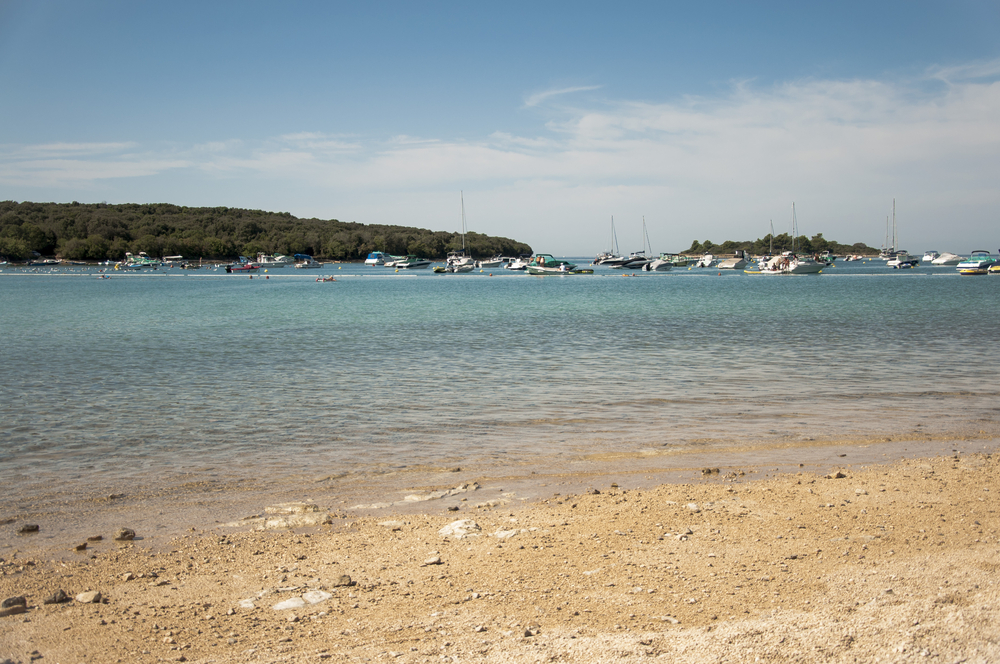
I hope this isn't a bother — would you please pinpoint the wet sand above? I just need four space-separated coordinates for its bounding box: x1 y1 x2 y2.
3 434 1000 662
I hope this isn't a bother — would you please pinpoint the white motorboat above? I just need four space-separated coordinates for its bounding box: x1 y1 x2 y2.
747 252 824 275
365 252 388 266
294 255 323 269
505 256 529 270
694 254 716 268
476 255 507 268
395 255 433 269
642 256 675 271
921 250 940 262
717 251 748 270
257 253 295 268
931 252 963 265
887 252 920 269
956 250 997 270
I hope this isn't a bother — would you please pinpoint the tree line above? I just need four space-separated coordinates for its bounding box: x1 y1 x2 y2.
0 201 534 262
685 233 878 256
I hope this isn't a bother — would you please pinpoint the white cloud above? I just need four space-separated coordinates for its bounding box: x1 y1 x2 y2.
523 85 602 108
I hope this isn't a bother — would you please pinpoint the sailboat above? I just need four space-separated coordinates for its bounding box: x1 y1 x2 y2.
745 203 824 274
883 200 918 268
614 218 653 269
595 216 626 265
438 192 476 273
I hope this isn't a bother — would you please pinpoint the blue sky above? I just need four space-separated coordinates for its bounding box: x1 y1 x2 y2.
1 1 998 254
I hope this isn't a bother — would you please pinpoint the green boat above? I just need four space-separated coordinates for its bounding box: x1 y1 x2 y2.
524 254 592 275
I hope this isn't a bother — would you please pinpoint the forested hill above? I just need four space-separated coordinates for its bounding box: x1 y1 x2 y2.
0 201 534 261
685 234 879 256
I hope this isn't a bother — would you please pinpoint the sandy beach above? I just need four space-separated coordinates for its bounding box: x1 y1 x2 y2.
3 440 1000 663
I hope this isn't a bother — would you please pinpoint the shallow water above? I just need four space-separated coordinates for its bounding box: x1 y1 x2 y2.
2 259 999 548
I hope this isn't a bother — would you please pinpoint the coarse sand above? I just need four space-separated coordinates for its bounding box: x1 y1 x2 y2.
3 451 1000 663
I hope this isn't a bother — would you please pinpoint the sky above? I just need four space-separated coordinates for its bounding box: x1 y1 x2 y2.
1 1 998 255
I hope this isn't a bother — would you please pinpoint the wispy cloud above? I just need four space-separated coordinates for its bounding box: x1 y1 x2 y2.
523 85 602 108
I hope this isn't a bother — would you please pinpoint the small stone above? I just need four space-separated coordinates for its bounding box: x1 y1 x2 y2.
686 503 701 513
0 596 28 617
75 590 102 604
438 519 481 539
524 623 541 637
447 506 459 511
43 590 69 605
302 590 333 605
330 575 354 587
661 616 680 624
162 636 175 644
378 520 405 531
587 488 601 495
86 535 103 542
238 599 255 610
17 524 39 534
286 614 299 623
272 597 307 611
826 471 847 480
74 542 88 551
422 556 443 566
113 528 136 541
122 572 135 582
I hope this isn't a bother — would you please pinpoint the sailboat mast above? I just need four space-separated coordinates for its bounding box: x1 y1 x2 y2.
791 202 797 253
642 216 652 255
892 198 896 253
460 191 466 251
769 220 774 254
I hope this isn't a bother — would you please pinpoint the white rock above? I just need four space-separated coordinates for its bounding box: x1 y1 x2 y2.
273 597 307 611
378 520 405 530
265 501 319 515
438 519 481 539
686 503 701 513
238 599 256 609
302 590 333 605
492 529 521 539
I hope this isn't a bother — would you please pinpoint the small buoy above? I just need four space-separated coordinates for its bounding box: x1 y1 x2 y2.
338 266 341 269
489 273 493 276
264 269 268 273
718 272 721 276
395 269 399 273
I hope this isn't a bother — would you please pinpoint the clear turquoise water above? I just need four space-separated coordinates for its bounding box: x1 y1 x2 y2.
2 260 999 535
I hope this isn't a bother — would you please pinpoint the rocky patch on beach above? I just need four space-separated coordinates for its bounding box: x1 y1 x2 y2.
2 453 1000 662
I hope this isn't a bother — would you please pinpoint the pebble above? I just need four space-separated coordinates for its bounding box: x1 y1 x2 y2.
438 519 481 539
43 590 69 605
74 542 88 551
331 575 354 587
827 471 847 480
75 591 102 604
302 590 333 604
422 556 443 566
272 597 307 611
378 520 405 531
687 503 701 513
0 596 27 617
114 528 136 541
17 524 39 534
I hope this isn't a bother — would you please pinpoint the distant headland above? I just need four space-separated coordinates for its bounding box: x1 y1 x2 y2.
0 201 533 262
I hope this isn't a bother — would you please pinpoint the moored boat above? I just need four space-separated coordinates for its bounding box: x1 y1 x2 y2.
293 255 323 269
931 252 963 265
395 255 433 269
745 252 824 275
956 250 996 271
717 251 748 270
525 254 591 275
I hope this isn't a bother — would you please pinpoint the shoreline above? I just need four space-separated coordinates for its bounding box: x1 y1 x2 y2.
3 449 1000 662
4 431 998 559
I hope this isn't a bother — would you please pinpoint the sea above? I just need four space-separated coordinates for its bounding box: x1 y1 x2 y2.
2 257 999 552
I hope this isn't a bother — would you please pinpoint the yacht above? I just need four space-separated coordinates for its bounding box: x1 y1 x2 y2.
931 252 963 265
364 251 388 266
395 255 433 269
257 253 295 268
921 250 940 262
717 251 749 270
956 250 996 270
746 252 824 275
293 255 323 269
887 252 920 269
